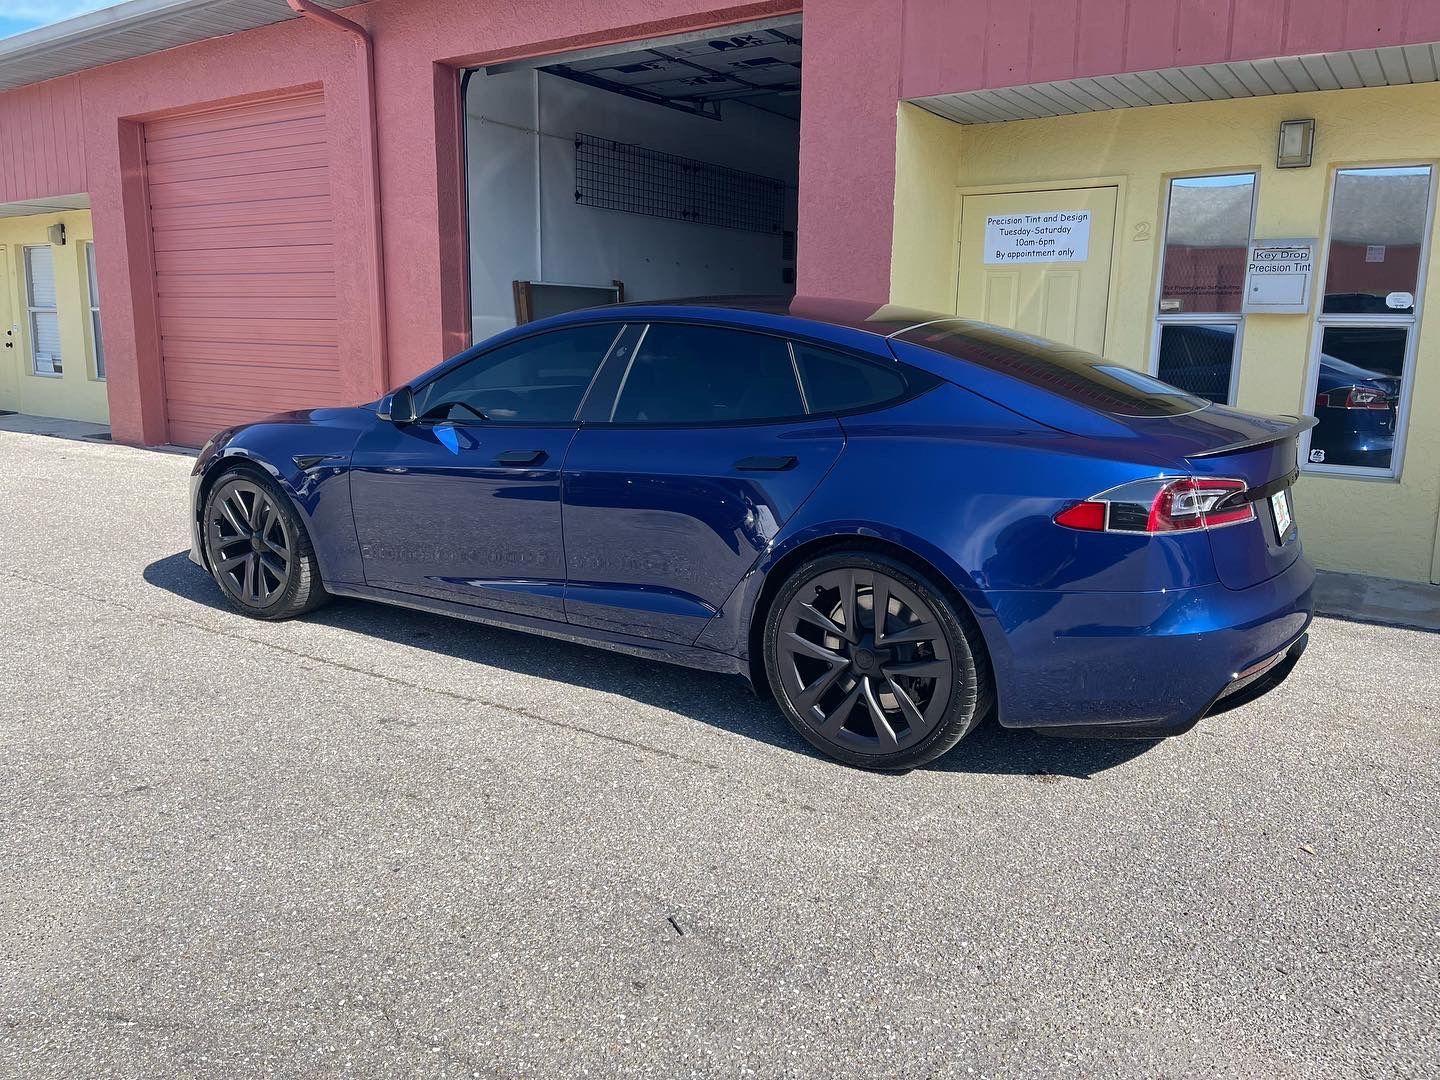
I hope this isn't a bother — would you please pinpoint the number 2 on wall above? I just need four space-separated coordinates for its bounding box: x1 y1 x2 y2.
1132 221 1152 242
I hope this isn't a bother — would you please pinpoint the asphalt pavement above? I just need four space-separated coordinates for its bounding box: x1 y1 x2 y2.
1 430 1436 1079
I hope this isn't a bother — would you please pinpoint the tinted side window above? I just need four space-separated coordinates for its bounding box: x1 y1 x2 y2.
611 324 803 424
414 324 621 423
793 343 908 413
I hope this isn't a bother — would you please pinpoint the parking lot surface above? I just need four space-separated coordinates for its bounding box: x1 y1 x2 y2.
1 430 1436 1079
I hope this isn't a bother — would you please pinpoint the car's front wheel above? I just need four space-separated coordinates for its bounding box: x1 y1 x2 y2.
201 467 328 620
764 552 989 770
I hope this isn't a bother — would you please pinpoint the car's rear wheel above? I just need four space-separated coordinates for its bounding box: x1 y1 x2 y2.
202 468 327 620
764 552 988 770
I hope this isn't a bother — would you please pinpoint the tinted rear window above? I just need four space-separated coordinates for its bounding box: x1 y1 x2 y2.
792 343 909 413
899 321 1208 417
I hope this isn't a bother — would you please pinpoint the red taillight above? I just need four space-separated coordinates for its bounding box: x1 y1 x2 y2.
1053 500 1107 531
1319 385 1390 410
1054 476 1256 534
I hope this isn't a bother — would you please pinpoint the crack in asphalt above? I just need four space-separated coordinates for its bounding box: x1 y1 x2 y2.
0 565 724 776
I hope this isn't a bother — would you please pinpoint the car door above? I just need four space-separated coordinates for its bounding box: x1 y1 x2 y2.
561 322 846 645
349 322 625 621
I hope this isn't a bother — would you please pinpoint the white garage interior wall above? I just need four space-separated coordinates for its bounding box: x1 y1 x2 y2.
464 65 800 342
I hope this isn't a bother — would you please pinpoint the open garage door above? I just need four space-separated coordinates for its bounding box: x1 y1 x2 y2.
463 20 801 342
144 91 341 447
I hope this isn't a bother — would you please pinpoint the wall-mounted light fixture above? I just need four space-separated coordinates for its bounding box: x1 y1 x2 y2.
1277 119 1315 169
47 222 66 246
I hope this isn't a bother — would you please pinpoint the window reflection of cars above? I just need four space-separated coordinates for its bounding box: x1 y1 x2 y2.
1322 292 1413 315
1310 353 1398 468
1156 322 1397 470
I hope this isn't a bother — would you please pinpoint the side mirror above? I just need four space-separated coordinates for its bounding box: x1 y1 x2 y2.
378 386 415 424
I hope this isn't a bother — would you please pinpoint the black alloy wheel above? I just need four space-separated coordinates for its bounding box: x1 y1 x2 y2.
766 553 987 769
202 470 326 619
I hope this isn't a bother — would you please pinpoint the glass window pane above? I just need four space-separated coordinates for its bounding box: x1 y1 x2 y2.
793 343 908 413
92 311 105 379
1324 166 1431 314
85 242 100 305
31 310 62 375
1159 174 1255 315
612 325 802 424
1307 325 1406 471
414 324 619 423
24 245 57 308
1155 323 1238 404
85 244 104 379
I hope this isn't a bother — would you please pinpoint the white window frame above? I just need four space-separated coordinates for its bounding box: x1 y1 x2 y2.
83 241 104 381
1149 171 1258 406
1149 315 1246 405
1299 163 1437 482
23 244 62 378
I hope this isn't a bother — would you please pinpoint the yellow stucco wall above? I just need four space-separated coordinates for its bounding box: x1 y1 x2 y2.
0 210 108 425
891 84 1440 584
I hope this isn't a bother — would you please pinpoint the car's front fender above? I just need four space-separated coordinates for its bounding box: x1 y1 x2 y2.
189 409 374 586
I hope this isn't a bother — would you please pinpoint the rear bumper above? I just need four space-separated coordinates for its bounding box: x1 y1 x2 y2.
977 554 1314 735
1034 631 1309 739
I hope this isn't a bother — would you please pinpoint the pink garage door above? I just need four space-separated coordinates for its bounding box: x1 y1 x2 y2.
144 91 341 447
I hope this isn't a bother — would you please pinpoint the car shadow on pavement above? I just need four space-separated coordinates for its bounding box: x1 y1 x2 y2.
144 551 1158 780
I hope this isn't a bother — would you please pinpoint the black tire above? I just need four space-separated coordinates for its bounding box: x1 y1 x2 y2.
763 551 988 770
201 467 328 620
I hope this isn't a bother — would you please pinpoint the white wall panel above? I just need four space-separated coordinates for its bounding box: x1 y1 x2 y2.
465 68 799 343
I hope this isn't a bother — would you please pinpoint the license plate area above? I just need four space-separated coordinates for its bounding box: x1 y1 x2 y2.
1270 487 1294 542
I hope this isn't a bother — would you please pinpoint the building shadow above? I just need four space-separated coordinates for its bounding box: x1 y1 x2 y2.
144 551 1159 779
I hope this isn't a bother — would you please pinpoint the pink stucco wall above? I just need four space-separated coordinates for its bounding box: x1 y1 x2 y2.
899 0 1440 100
0 0 796 444
0 76 85 202
3 0 1440 441
793 0 904 304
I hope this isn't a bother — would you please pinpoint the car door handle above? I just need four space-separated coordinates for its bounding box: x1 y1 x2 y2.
497 449 547 466
734 455 798 471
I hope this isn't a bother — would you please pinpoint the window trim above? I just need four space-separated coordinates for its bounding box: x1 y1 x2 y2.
1298 163 1437 482
83 241 104 381
606 324 650 423
22 244 63 379
1149 171 1259 406
786 340 811 414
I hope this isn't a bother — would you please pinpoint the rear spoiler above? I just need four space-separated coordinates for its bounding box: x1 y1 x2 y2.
1186 414 1317 459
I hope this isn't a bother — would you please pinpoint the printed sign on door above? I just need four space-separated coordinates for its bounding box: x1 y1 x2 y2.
983 211 1091 264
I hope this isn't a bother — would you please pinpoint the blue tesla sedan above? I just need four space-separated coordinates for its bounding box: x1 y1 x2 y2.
189 297 1314 769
